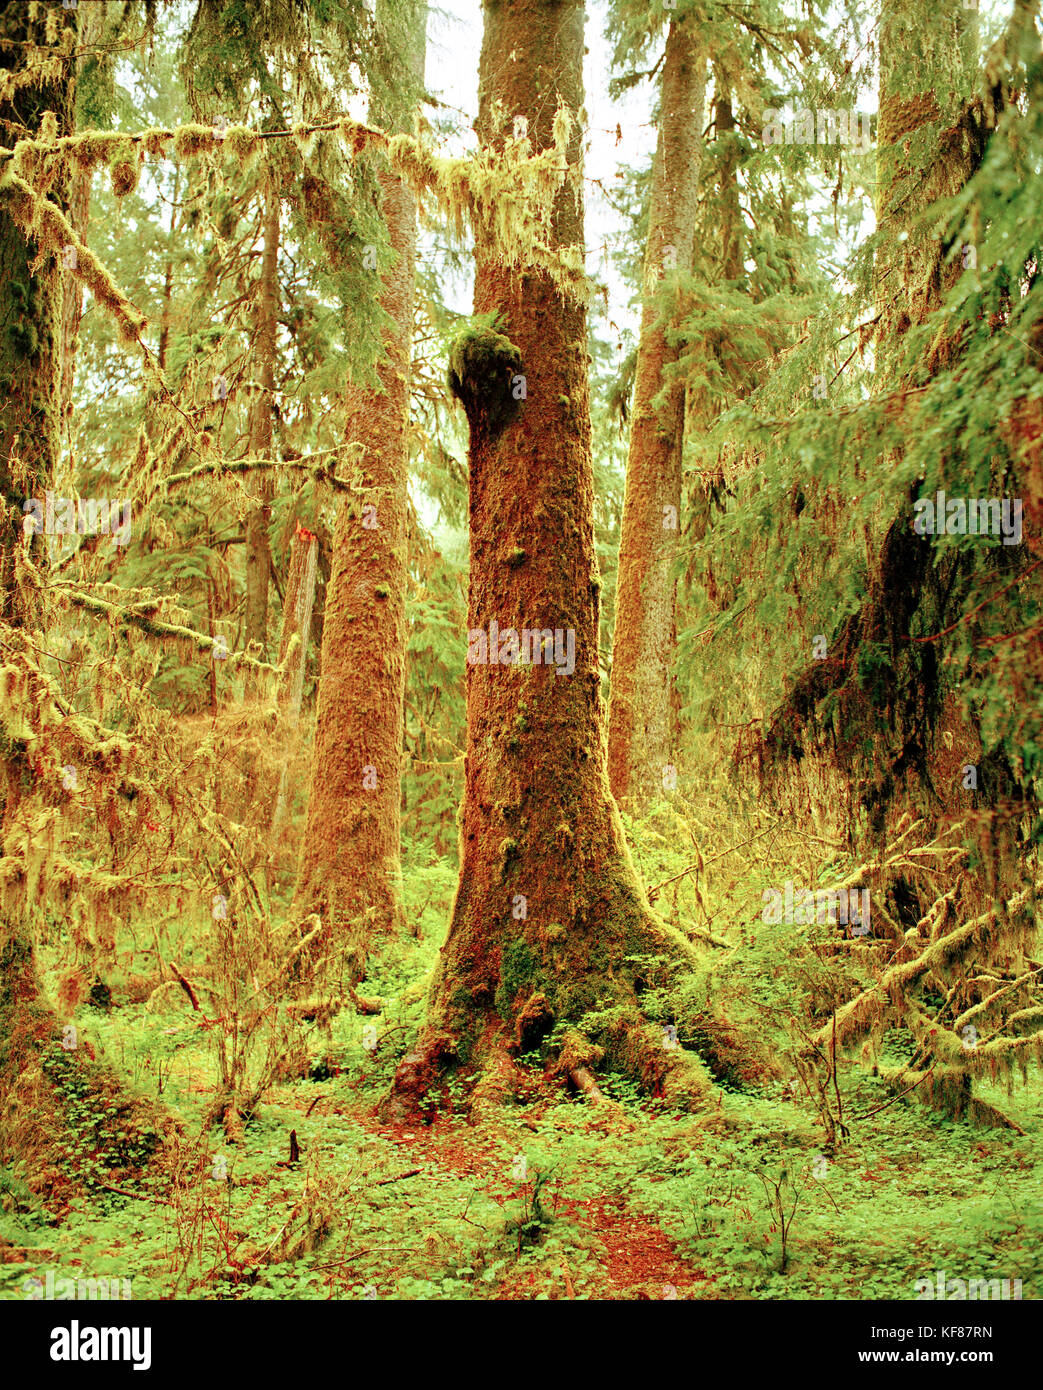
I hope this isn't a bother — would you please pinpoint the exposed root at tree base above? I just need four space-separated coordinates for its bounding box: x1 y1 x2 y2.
384 1010 715 1121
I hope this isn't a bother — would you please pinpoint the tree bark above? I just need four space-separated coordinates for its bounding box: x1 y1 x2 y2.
243 179 279 656
272 523 318 833
389 0 710 1116
292 0 426 967
607 20 706 809
683 75 744 605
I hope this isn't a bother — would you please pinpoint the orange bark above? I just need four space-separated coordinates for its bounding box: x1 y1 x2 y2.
292 1 426 968
390 0 708 1115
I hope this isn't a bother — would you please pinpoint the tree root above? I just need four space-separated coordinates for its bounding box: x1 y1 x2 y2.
386 1007 715 1120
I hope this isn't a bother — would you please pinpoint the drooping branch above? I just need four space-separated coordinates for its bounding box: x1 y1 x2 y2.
810 876 1043 1053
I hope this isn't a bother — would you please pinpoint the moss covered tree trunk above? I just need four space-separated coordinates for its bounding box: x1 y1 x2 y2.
607 19 706 808
0 4 168 1188
292 0 426 967
683 75 745 632
243 179 279 656
390 0 710 1116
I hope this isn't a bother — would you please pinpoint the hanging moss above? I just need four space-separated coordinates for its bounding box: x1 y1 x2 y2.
224 125 261 166
107 137 138 198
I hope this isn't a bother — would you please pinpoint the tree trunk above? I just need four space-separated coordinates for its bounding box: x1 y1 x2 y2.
389 0 710 1117
764 0 980 836
272 523 318 833
683 77 744 608
292 0 426 969
0 4 169 1190
607 20 706 809
243 179 279 656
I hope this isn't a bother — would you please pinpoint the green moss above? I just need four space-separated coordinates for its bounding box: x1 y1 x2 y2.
447 324 523 435
495 936 543 1018
507 547 526 568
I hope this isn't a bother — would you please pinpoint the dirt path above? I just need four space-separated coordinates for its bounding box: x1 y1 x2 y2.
363 1110 715 1299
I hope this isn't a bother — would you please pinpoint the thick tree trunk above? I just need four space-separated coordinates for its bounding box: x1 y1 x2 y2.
243 180 279 655
607 21 706 809
292 0 426 966
390 0 710 1116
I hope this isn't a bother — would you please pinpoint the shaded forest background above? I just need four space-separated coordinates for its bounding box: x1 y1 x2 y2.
0 0 1040 1301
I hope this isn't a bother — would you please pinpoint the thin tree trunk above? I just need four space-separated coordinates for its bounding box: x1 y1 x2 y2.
244 180 279 657
292 0 426 969
156 166 181 376
272 524 318 832
390 0 709 1116
607 20 706 808
684 75 745 613
58 161 90 446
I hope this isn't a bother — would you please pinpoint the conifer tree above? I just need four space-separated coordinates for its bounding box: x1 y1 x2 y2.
391 0 711 1114
292 0 427 968
607 11 707 808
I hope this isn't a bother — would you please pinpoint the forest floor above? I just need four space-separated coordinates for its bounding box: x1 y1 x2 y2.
1 813 1041 1301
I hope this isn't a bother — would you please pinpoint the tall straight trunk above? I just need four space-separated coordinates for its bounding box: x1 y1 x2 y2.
292 0 426 966
607 20 706 808
272 524 318 833
391 0 708 1114
157 167 182 375
766 0 979 835
244 180 279 655
684 75 744 607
